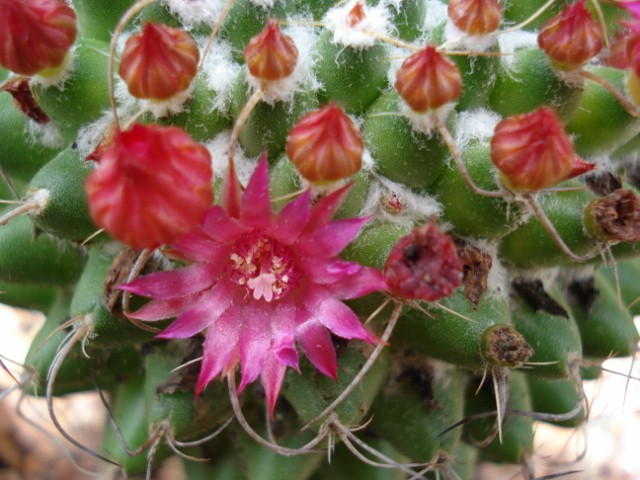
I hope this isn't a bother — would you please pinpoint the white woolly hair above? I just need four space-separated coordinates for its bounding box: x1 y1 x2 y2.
400 101 456 135
205 130 256 186
161 0 224 28
496 29 539 71
454 108 501 151
323 1 391 49
424 0 448 33
469 238 510 296
360 167 443 228
386 44 410 88
27 121 65 149
199 39 242 114
30 47 77 89
442 22 498 52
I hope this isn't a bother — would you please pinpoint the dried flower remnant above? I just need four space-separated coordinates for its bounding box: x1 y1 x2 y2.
395 46 462 113
121 157 386 415
454 239 492 307
384 222 463 301
447 0 502 35
0 0 77 76
490 107 595 192
85 123 213 250
244 19 298 81
586 189 640 242
537 0 603 69
286 103 364 183
2 78 49 123
118 22 200 100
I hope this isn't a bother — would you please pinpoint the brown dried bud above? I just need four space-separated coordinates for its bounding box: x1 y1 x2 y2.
482 324 534 368
586 189 640 242
2 78 49 123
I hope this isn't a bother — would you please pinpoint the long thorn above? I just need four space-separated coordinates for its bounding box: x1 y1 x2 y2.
228 87 264 168
199 0 236 69
0 198 42 225
302 302 402 431
499 0 558 34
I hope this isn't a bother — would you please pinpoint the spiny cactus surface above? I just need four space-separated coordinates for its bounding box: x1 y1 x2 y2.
2 0 640 478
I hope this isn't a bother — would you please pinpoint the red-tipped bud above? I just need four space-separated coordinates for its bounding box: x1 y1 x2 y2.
601 29 632 69
86 123 213 250
118 23 199 101
347 1 366 27
490 107 595 192
244 19 298 81
0 0 77 76
538 0 603 68
286 103 363 182
395 46 462 112
384 222 463 301
447 0 502 35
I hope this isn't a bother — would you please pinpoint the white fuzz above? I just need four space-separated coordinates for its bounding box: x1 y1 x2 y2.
250 0 276 7
400 101 455 135
200 40 242 114
497 29 539 71
205 130 255 185
142 83 195 118
75 112 117 160
162 0 223 27
474 239 510 295
324 1 391 49
443 22 498 52
26 188 50 215
454 109 501 151
361 171 442 227
27 121 65 149
424 0 448 33
30 48 76 89
386 44 409 87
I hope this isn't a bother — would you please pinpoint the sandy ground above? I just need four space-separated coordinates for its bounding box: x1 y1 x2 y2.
1 304 640 480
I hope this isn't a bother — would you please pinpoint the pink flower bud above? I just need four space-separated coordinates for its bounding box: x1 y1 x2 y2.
118 23 200 101
395 46 462 112
448 0 502 35
490 107 595 191
286 103 363 183
538 0 603 68
0 0 77 76
384 222 463 301
244 19 298 81
86 123 213 249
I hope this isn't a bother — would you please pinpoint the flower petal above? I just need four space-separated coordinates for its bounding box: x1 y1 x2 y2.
303 258 387 299
196 307 242 395
305 288 378 344
297 216 370 258
202 206 251 242
265 189 312 245
305 183 351 232
129 293 200 321
157 280 235 339
241 156 272 228
237 305 273 393
120 262 220 299
296 319 337 381
171 228 225 262
261 354 288 417
271 301 299 370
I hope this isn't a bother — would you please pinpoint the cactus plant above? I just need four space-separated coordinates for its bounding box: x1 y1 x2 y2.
2 0 640 478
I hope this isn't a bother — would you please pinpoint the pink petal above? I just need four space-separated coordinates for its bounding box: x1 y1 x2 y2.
270 301 299 370
241 156 273 228
305 288 378 344
120 262 220 299
261 354 288 417
305 183 351 232
297 216 370 258
196 308 242 395
265 189 312 245
296 319 337 381
202 206 251 242
303 258 387 299
171 228 225 262
129 292 200 321
237 305 273 393
157 280 235 339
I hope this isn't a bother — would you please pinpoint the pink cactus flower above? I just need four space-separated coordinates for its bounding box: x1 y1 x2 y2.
121 157 386 415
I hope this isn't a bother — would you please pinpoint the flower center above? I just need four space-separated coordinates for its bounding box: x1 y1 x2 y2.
228 235 299 302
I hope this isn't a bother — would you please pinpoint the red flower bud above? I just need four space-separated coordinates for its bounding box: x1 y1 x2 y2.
384 222 463 301
395 46 462 112
538 0 603 68
490 107 595 191
286 103 363 182
86 123 213 249
244 19 298 81
347 1 366 28
0 0 77 76
118 23 199 100
447 0 503 35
